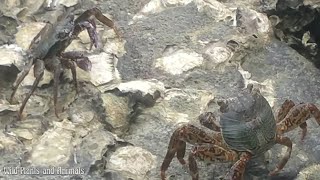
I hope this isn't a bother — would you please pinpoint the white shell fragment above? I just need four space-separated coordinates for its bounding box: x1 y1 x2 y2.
195 0 234 22
155 49 203 75
87 52 120 86
204 42 234 66
0 44 25 69
117 79 165 96
107 146 156 180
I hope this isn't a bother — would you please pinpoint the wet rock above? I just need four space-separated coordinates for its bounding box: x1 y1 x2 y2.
27 120 74 167
107 146 156 180
155 48 203 75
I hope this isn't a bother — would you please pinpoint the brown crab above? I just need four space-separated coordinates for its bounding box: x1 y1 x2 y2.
161 85 320 180
9 6 121 119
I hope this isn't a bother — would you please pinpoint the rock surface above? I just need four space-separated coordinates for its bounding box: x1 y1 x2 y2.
0 0 319 180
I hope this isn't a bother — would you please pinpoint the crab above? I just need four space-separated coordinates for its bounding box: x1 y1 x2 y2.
161 85 320 180
9 6 121 120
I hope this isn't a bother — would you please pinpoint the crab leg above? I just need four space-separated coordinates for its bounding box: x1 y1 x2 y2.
10 58 34 104
61 51 92 71
160 124 224 180
276 103 320 140
269 135 292 175
276 100 295 122
75 21 99 49
73 8 121 39
60 58 78 94
224 152 251 180
188 144 239 180
17 59 44 120
28 23 53 50
60 51 91 94
53 60 62 118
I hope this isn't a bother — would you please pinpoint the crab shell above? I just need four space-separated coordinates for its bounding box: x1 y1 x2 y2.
219 86 276 156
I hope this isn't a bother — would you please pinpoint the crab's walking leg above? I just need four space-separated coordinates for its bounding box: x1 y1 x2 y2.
60 51 91 94
28 23 52 50
276 100 307 140
53 61 62 118
160 124 223 180
269 135 292 176
10 58 34 103
276 100 295 122
276 103 320 140
60 58 78 94
188 152 199 180
189 144 239 180
61 51 92 71
17 59 44 120
299 122 307 141
225 152 251 180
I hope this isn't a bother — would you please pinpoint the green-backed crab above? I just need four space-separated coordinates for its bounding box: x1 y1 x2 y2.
9 6 120 119
161 85 320 180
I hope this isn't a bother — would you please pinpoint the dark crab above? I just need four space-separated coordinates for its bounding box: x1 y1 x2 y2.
9 6 121 119
161 84 320 180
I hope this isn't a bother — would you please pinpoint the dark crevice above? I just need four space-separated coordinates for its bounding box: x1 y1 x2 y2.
266 3 320 68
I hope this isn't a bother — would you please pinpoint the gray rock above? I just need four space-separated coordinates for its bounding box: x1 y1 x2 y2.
26 120 75 167
76 129 117 172
107 146 156 180
9 118 46 142
100 93 131 136
295 164 320 180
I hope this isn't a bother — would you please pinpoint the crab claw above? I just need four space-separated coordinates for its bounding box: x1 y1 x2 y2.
75 57 92 71
75 7 121 39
